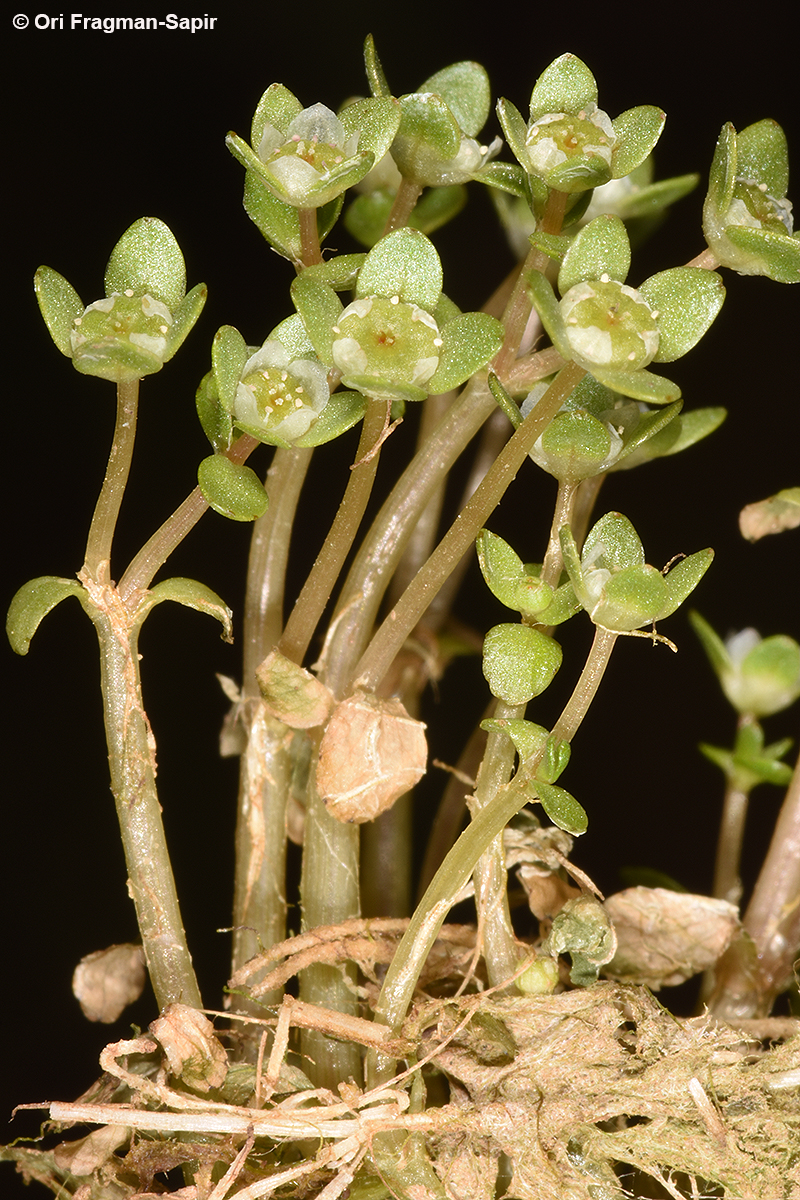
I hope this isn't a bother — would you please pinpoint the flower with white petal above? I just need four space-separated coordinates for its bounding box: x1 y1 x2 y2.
331 295 442 398
233 339 330 443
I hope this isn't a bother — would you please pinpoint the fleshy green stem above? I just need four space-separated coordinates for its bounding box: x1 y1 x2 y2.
83 377 140 579
119 434 259 601
82 576 202 1012
471 700 524 989
383 178 423 235
351 361 585 694
367 619 617 1086
277 399 389 667
298 730 362 1088
231 448 312 1009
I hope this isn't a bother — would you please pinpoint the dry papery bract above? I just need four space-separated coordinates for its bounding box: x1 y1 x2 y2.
8 921 799 1200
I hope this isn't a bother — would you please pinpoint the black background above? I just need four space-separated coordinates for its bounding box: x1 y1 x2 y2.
3 2 798 1191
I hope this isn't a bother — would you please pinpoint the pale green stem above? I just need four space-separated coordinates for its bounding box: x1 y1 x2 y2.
540 479 579 591
472 700 524 989
118 434 259 601
351 362 586 694
277 399 389 667
711 718 753 907
85 593 202 1012
230 707 292 1012
231 447 312 1013
298 207 323 267
367 621 617 1086
299 730 362 1088
741 749 800 1011
83 377 140 579
323 377 496 684
242 447 313 692
706 748 800 1019
383 178 423 235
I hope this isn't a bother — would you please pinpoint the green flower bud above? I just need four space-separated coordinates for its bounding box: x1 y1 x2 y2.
34 219 205 383
703 120 799 283
691 612 800 717
561 512 713 634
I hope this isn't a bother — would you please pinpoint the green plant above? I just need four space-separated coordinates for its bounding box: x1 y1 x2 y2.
4 38 799 1200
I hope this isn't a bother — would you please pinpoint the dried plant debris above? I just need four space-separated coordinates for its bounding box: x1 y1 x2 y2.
602 887 741 989
72 943 147 1023
5 976 798 1200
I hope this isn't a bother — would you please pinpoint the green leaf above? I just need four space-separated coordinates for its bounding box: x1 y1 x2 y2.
195 370 233 452
529 54 597 119
557 215 631 293
538 735 571 785
496 97 530 167
290 275 343 363
474 161 528 198
297 254 366 292
420 61 490 137
242 167 302 260
482 623 562 705
599 566 668 630
487 373 523 428
737 119 789 198
548 156 612 194
292 390 367 446
526 271 573 361
724 225 800 284
427 311 504 394
104 218 186 309
393 92 461 177
134 578 233 642
250 82 302 146
165 283 207 361
477 529 529 606
582 512 644 571
535 781 588 835
707 123 739 217
590 365 681 404
339 96 400 163
481 717 549 764
658 549 714 619
7 576 89 655
690 610 732 677
611 106 666 178
364 34 391 99
212 325 249 413
355 228 443 310
640 268 725 362
34 267 84 356
197 455 269 522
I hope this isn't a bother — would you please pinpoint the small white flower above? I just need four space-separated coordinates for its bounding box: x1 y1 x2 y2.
233 339 329 442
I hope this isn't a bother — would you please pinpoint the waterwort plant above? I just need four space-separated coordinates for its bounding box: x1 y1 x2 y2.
5 41 799 1200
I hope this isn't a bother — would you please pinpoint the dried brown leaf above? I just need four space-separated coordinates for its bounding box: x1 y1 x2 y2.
72 943 146 1023
316 692 427 822
603 887 740 988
